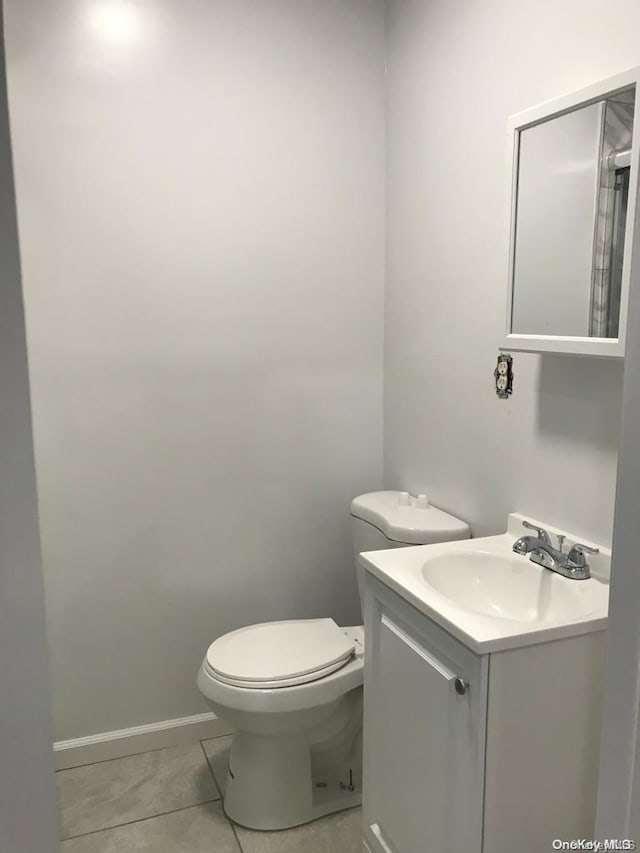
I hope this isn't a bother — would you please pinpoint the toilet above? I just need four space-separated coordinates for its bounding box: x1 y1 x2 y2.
197 491 470 830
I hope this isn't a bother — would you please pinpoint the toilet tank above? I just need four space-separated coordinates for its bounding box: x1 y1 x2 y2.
350 491 470 616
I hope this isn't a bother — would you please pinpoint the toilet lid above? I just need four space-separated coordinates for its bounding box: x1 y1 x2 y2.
206 618 355 689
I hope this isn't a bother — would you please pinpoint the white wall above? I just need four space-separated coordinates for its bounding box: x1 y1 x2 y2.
5 0 385 741
384 0 640 545
0 6 59 849
9 0 633 748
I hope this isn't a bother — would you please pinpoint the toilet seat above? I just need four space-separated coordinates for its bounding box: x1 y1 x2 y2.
198 651 364 716
205 618 355 689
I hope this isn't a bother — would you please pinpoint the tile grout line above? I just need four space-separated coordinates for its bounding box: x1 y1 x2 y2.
56 743 183 773
61 799 220 842
229 818 245 853
199 738 245 853
199 739 224 800
58 733 234 773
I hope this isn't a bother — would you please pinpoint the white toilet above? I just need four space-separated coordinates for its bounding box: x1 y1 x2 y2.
197 491 470 830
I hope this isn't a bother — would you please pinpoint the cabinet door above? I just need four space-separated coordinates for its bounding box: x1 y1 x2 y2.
363 582 486 853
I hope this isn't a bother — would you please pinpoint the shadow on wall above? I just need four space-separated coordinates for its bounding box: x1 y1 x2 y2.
536 355 623 451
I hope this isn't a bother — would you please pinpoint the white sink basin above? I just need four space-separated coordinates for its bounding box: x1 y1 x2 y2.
421 549 601 623
358 516 610 652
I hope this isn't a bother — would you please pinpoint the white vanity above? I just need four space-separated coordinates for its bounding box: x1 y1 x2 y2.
360 514 610 853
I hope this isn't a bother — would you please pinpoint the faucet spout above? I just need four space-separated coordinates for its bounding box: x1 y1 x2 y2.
513 534 542 556
512 523 597 580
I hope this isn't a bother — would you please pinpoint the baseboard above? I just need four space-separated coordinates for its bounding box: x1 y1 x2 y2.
53 712 233 770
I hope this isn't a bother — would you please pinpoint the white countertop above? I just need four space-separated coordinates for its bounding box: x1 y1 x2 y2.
359 514 610 654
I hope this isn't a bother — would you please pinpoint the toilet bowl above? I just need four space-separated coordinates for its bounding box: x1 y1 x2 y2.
197 491 470 830
198 621 364 830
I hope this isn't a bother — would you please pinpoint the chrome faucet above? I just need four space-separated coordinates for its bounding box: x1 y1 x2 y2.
513 521 598 580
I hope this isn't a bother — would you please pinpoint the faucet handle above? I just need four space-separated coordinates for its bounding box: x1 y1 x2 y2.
522 520 552 545
567 543 599 569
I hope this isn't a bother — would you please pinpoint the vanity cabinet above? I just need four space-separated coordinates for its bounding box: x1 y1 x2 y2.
362 573 606 853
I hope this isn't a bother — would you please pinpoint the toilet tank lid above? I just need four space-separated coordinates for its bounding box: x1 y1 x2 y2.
350 491 470 545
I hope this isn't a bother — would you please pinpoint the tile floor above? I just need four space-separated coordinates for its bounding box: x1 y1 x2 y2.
57 735 363 852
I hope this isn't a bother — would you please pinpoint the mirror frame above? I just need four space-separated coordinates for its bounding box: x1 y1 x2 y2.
502 67 640 358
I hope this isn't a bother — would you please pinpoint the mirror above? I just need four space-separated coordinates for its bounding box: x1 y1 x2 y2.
503 70 640 357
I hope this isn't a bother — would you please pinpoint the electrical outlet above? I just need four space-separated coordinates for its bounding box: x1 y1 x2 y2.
494 354 513 398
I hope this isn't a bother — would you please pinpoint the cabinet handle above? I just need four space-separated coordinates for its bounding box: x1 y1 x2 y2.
369 823 398 853
454 677 469 695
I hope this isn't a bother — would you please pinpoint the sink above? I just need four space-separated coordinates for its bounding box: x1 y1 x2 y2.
359 516 610 651
421 549 601 623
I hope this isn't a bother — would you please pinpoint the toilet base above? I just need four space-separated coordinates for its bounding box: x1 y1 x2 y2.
223 727 362 830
